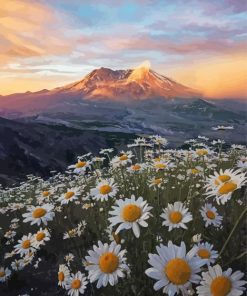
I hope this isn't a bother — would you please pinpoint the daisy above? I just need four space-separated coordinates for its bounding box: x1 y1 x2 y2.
14 233 36 257
58 188 80 205
22 204 55 226
127 163 145 173
32 228 50 248
108 195 152 238
11 259 25 271
68 160 91 174
187 166 203 176
58 264 70 288
0 267 11 282
149 177 163 188
153 160 169 171
205 169 246 204
90 179 118 202
145 241 205 296
196 148 210 156
200 203 223 228
237 157 247 170
150 135 168 146
111 151 133 168
196 242 218 265
66 271 88 296
85 241 129 288
197 264 246 296
160 202 193 231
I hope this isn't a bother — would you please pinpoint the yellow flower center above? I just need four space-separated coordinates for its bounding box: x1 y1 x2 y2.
119 155 128 161
32 208 47 218
191 168 199 174
196 149 208 156
154 178 162 185
76 161 86 168
65 191 75 199
99 252 119 273
71 279 81 289
218 182 237 195
22 240 31 249
36 232 46 241
154 157 161 162
206 210 216 219
0 271 5 277
169 211 183 224
99 184 112 195
155 163 166 170
164 258 191 285
210 276 232 296
214 175 231 185
198 249 211 259
58 271 65 282
132 164 141 171
42 191 50 197
122 204 142 222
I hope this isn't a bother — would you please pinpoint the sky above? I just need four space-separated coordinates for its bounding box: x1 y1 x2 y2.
0 0 246 99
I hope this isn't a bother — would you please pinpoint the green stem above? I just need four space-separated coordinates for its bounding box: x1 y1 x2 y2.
219 206 247 258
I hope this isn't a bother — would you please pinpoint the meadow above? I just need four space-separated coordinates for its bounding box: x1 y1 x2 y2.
0 133 246 296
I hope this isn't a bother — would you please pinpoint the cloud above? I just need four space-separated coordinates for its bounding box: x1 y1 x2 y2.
0 0 74 65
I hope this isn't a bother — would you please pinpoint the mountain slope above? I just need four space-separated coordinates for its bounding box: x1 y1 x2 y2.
0 64 201 117
0 117 136 186
57 63 200 100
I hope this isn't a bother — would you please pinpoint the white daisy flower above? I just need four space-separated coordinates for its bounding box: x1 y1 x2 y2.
22 204 55 226
145 241 205 296
108 195 152 238
11 259 25 271
153 160 169 171
58 264 70 288
68 160 91 174
127 163 146 173
205 169 246 204
32 228 50 248
160 202 193 232
150 135 168 146
195 148 211 157
90 179 118 202
197 264 246 296
0 267 11 282
58 188 80 205
237 157 247 170
200 203 223 228
66 271 88 296
14 233 36 257
111 151 133 168
148 177 163 188
85 241 129 288
187 166 203 176
196 242 218 265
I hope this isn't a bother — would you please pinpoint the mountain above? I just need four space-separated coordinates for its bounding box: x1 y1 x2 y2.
56 62 200 100
0 117 136 186
0 63 201 118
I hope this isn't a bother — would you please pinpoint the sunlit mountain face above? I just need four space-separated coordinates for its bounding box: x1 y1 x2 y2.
0 63 201 117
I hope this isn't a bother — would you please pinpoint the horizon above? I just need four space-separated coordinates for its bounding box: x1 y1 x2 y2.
0 0 247 99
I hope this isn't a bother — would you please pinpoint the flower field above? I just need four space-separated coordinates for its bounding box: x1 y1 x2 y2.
0 135 246 296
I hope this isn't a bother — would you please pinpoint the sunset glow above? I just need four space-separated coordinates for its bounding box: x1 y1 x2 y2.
0 0 246 99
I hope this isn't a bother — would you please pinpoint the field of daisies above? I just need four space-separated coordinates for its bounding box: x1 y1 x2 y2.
0 133 246 296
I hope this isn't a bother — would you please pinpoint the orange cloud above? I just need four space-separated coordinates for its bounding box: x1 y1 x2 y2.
0 0 73 65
